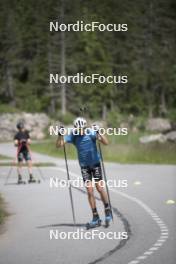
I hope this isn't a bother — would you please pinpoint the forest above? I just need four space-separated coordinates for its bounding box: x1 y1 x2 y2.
0 0 176 123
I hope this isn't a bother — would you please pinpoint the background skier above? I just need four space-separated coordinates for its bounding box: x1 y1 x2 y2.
14 122 35 183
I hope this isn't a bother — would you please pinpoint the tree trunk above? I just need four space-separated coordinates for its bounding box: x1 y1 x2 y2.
102 104 107 120
160 87 167 117
48 43 56 115
60 0 66 115
6 65 16 106
144 2 154 118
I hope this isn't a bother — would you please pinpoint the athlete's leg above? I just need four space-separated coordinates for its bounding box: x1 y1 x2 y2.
27 160 32 176
17 152 23 182
17 161 23 180
92 163 108 205
81 166 99 219
86 181 100 223
25 151 33 180
93 163 112 220
95 181 109 205
86 180 96 210
95 180 112 223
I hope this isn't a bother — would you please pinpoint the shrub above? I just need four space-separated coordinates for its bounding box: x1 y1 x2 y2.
0 104 19 113
57 112 76 125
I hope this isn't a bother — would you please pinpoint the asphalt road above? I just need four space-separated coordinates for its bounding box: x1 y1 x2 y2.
0 143 176 264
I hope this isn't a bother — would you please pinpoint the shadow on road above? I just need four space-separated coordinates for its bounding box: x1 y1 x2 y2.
4 183 25 186
37 223 86 228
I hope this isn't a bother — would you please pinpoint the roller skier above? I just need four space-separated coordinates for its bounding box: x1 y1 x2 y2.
14 122 36 184
56 117 113 228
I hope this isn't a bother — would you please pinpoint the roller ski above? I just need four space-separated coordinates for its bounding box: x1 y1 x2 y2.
28 175 40 184
17 180 26 184
104 208 113 228
17 175 26 185
86 216 102 230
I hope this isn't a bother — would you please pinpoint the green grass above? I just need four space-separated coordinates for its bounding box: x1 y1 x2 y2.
31 134 176 164
31 140 77 159
0 162 56 167
0 154 10 160
103 143 176 164
0 195 8 225
0 103 20 113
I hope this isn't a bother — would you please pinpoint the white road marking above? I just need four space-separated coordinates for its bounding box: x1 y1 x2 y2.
154 243 163 246
144 251 153 255
128 261 139 264
110 189 169 264
166 200 175 205
51 167 169 264
134 181 141 185
150 247 158 251
137 256 147 260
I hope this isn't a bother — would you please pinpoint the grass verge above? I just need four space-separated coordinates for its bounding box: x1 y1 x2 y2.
0 195 8 225
0 162 56 167
31 135 176 164
0 154 10 160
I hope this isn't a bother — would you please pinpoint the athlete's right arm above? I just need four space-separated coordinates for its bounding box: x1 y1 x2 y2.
56 136 65 148
14 134 19 147
14 139 19 147
56 126 66 148
56 132 74 148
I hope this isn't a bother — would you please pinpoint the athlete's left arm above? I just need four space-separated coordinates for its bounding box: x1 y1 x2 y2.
27 138 31 145
26 131 31 145
97 134 109 145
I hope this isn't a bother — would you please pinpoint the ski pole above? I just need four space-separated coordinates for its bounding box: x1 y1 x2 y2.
63 143 76 224
4 143 23 185
97 139 114 221
4 166 14 185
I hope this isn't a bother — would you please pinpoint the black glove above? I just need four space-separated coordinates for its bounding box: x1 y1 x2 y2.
92 124 100 133
58 125 65 136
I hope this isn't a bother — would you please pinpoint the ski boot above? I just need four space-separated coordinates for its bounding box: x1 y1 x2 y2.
104 208 113 228
86 216 102 230
18 175 26 184
28 175 38 183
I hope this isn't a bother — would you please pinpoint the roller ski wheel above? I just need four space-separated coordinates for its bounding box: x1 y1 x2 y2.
104 215 112 228
28 178 40 184
17 180 26 185
86 218 102 230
